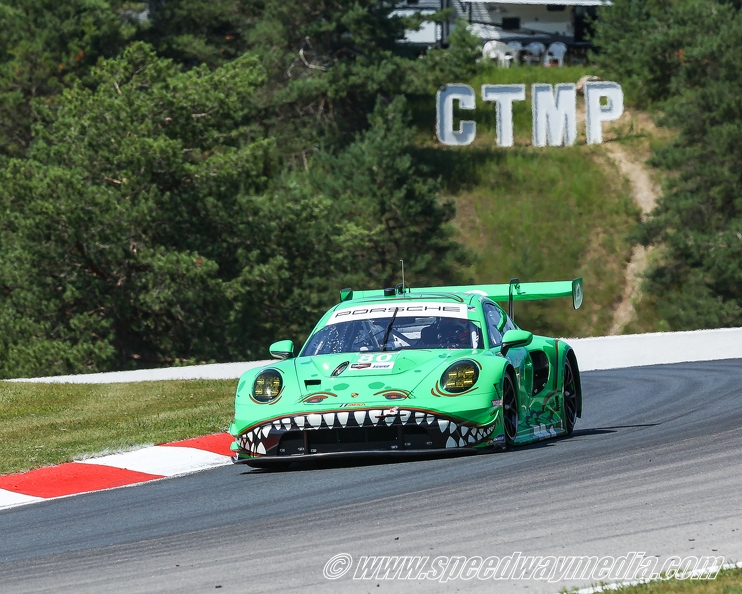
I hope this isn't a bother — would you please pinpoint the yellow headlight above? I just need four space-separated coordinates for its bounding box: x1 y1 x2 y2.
252 370 283 403
441 361 479 393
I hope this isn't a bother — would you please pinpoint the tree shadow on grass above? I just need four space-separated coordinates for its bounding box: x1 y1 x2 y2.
412 145 506 194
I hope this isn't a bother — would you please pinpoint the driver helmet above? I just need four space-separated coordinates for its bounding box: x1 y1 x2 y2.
437 318 470 345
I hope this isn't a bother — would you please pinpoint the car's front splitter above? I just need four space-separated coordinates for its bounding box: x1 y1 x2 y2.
233 445 505 468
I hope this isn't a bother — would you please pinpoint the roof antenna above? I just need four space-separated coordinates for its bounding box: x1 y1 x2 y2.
399 259 405 294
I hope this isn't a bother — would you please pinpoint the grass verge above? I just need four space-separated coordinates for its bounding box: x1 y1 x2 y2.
562 566 742 594
0 380 235 476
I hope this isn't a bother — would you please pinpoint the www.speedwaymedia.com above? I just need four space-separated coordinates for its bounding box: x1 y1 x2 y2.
322 552 724 583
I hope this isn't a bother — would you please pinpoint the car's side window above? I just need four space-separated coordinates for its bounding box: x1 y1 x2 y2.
483 303 504 347
502 314 517 334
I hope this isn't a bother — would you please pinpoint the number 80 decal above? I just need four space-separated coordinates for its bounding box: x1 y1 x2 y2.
356 353 394 363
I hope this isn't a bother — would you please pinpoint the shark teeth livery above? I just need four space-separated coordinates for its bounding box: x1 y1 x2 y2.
236 409 497 459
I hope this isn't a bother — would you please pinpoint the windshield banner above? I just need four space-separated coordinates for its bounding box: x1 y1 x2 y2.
327 303 468 325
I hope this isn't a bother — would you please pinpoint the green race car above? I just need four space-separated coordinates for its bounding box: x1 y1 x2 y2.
229 278 583 468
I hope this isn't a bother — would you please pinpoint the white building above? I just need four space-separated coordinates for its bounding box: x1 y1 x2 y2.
397 0 609 48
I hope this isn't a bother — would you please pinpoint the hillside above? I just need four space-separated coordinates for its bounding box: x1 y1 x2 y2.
411 65 669 339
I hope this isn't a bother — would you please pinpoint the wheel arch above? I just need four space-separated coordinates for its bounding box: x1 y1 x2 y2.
501 362 519 446
502 362 521 409
564 347 582 418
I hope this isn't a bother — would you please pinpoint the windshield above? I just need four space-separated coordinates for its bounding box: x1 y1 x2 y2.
300 315 483 356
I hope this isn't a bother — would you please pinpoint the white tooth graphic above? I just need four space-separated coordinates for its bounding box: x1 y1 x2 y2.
293 416 304 428
439 420 449 433
399 410 411 424
415 412 425 425
354 411 366 426
256 442 266 455
458 437 466 447
282 418 291 429
323 413 335 428
337 412 349 428
307 414 322 429
446 436 457 448
369 410 383 425
385 416 394 426
273 421 281 429
468 433 476 443
261 425 271 439
461 426 469 437
425 415 434 425
449 422 458 434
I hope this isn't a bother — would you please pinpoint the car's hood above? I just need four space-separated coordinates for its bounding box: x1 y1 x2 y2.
289 349 479 396
232 348 500 435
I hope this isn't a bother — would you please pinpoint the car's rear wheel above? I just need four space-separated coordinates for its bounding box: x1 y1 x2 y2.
562 358 578 435
502 373 518 447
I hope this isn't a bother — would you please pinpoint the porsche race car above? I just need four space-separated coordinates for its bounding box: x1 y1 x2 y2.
229 278 583 468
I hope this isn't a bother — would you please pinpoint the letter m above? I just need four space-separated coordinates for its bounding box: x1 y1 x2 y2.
532 83 577 147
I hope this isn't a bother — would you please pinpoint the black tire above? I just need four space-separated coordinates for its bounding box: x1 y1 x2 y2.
502 373 518 447
562 358 578 435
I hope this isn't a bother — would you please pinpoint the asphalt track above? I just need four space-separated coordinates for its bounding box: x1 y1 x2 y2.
1 359 741 593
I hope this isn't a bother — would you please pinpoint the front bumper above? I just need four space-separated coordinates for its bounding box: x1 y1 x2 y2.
231 408 505 465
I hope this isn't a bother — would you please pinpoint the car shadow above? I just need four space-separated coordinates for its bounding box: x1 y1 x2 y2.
239 423 660 473
241 449 480 474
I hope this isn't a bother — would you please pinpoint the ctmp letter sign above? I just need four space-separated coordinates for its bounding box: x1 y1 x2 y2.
436 81 623 147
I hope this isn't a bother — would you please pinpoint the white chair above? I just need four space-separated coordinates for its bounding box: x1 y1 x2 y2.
506 41 523 65
523 41 546 65
482 40 515 68
543 42 568 67
481 40 499 60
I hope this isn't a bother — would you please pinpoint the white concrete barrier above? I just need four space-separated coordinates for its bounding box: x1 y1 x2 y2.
7 360 272 384
5 327 742 383
566 327 742 371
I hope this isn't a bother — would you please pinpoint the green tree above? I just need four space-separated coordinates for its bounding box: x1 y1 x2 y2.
637 7 742 329
311 96 471 287
593 0 742 329
140 0 252 67
0 0 139 159
406 18 482 94
0 44 471 377
0 44 274 374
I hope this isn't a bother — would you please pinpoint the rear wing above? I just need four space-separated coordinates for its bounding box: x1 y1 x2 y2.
341 277 583 318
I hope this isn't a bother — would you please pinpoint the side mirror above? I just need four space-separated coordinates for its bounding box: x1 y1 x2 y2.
500 329 533 356
269 339 294 360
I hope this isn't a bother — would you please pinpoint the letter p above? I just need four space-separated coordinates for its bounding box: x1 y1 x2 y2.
585 81 624 144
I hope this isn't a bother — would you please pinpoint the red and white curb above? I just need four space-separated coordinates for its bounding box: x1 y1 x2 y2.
0 433 233 510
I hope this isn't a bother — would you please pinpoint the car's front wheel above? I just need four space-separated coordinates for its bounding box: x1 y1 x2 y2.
562 358 578 435
502 373 518 447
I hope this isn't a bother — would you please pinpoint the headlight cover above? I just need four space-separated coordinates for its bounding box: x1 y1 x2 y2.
251 369 283 403
440 360 479 393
